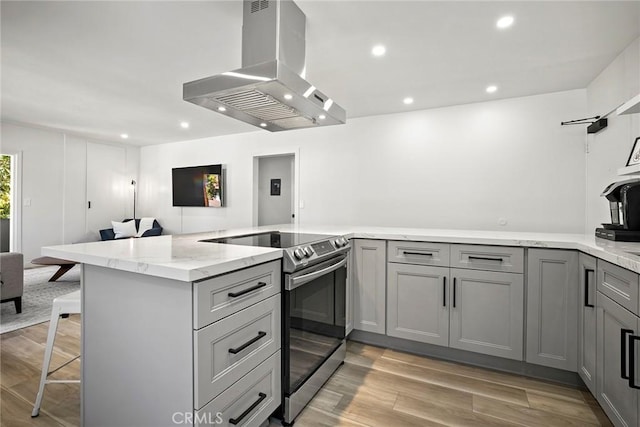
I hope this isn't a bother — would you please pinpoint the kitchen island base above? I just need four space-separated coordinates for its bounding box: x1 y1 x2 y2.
81 263 282 427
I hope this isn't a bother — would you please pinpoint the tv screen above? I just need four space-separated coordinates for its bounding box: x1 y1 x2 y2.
172 164 224 207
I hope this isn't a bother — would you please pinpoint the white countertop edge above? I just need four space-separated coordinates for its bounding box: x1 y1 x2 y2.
343 229 640 274
41 225 640 279
41 246 283 282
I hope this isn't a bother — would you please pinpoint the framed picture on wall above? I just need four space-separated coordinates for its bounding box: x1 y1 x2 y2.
626 136 640 166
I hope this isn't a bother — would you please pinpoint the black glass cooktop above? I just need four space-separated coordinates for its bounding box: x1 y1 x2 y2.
200 232 335 248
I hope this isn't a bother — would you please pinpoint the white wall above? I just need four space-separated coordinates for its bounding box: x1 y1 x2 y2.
0 122 140 264
140 89 587 235
585 37 640 234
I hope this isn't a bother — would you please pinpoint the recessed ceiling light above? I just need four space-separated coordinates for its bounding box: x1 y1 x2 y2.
180 121 189 129
284 94 293 100
260 122 267 127
403 97 414 105
486 85 498 93
217 106 226 112
496 15 514 29
371 44 386 57
120 133 129 139
318 114 326 120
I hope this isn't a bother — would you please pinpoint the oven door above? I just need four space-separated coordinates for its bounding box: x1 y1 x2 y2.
283 254 347 396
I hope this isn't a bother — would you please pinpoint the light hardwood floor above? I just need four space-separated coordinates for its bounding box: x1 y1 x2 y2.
1 317 612 427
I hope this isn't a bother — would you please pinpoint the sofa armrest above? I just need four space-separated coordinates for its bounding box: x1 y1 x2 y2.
141 227 162 238
0 252 24 298
99 228 116 241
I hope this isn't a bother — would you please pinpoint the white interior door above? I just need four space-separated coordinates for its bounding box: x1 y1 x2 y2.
86 143 126 233
257 154 294 226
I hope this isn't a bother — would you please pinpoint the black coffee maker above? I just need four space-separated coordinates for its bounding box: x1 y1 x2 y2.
596 178 640 241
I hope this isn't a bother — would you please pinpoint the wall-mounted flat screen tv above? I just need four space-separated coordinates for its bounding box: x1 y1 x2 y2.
172 164 225 207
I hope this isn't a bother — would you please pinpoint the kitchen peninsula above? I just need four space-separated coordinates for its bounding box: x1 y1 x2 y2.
43 225 640 427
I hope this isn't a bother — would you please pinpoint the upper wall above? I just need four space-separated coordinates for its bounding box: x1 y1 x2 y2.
140 89 587 234
0 122 140 264
586 37 640 234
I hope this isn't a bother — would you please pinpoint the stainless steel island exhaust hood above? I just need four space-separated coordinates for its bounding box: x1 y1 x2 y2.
183 0 346 132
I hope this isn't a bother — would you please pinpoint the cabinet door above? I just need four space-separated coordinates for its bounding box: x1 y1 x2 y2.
387 263 449 346
578 253 597 394
449 268 523 360
346 249 353 335
596 292 639 427
352 239 386 334
526 249 579 371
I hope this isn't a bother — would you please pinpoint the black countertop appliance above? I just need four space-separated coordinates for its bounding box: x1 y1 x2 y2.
596 178 640 241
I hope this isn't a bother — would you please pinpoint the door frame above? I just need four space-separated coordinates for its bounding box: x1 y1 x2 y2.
2 151 23 253
252 148 299 227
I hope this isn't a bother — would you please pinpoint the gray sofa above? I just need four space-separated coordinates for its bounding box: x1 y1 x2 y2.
0 252 24 313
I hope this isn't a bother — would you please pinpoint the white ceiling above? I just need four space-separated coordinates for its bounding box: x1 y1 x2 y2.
2 1 639 146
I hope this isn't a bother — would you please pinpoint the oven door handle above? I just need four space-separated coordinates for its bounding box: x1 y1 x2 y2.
286 256 348 291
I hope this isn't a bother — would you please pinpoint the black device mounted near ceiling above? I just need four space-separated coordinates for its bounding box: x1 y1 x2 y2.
587 118 608 134
560 116 608 134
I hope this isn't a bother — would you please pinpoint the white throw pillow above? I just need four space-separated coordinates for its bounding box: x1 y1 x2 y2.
111 220 137 239
136 217 156 237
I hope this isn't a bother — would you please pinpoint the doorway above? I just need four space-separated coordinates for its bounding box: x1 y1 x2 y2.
255 154 295 226
0 153 21 253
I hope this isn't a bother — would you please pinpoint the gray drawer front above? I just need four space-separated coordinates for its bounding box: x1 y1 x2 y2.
387 241 450 267
597 259 639 316
194 260 281 329
194 295 281 409
450 244 524 273
196 351 281 427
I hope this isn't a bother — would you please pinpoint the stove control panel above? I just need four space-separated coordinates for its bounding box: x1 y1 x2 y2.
311 241 334 256
283 236 351 273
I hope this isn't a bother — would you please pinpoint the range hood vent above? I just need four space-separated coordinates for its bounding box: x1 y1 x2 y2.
183 0 346 132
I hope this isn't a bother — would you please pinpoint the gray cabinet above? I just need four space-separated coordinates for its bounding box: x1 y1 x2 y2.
450 244 524 273
345 249 353 335
81 261 281 426
598 259 639 315
387 263 449 346
578 253 597 394
385 242 524 360
387 241 449 266
449 268 524 360
526 249 579 371
596 292 639 427
352 239 386 334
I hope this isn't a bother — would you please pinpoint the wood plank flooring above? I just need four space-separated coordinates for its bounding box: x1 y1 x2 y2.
1 317 612 426
294 341 613 427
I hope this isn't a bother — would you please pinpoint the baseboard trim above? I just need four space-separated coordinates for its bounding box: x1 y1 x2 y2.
348 330 584 388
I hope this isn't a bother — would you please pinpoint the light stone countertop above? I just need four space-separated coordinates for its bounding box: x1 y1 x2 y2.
42 224 640 281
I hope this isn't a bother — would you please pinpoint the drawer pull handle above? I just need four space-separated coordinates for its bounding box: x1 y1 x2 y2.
229 392 267 425
453 278 457 308
468 256 504 263
228 282 267 298
584 268 595 308
228 331 267 354
403 251 434 257
629 334 640 389
443 276 446 307
621 329 634 379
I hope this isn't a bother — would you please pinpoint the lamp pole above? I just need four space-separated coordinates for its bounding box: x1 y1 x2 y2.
131 180 136 220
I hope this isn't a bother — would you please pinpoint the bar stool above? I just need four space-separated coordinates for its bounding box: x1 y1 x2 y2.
31 290 81 417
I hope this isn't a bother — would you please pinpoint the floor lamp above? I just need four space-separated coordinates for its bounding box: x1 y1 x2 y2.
131 180 136 220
